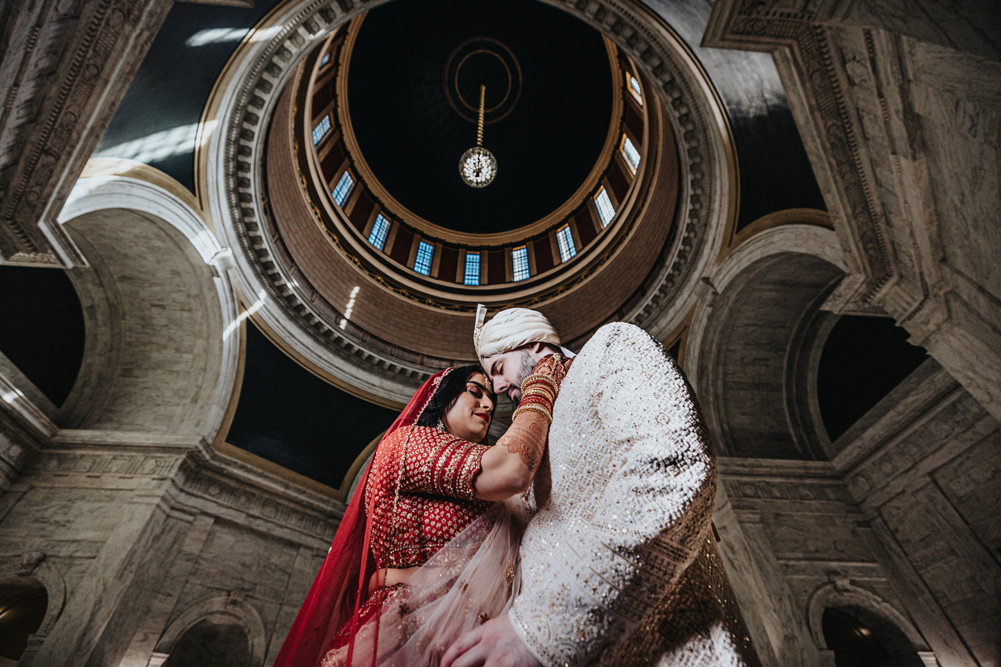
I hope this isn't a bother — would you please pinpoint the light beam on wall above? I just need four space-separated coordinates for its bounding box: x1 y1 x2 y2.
184 26 283 48
95 121 215 164
339 286 360 329
224 289 267 340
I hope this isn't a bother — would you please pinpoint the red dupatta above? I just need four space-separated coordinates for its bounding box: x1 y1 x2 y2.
273 370 451 667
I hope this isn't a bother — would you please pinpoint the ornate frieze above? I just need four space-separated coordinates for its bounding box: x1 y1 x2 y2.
0 0 174 266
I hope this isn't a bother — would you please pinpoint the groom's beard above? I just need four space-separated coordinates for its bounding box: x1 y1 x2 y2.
512 349 536 405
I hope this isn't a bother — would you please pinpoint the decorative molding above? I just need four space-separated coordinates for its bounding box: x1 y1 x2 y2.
703 0 1001 421
32 429 340 544
703 3 895 313
0 373 58 442
0 0 175 267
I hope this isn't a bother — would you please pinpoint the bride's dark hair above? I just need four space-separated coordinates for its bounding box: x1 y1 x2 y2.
416 365 491 432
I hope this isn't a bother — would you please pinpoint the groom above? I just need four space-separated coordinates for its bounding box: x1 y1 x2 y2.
442 307 758 667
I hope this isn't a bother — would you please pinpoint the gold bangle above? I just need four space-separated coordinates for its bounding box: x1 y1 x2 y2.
521 375 557 397
512 403 552 425
521 385 555 403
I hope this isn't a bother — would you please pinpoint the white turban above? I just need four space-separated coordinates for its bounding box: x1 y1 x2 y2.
475 306 561 365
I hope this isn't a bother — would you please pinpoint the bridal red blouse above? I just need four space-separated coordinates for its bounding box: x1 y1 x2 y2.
365 425 491 569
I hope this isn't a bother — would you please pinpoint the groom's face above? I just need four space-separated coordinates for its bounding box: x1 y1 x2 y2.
484 347 540 404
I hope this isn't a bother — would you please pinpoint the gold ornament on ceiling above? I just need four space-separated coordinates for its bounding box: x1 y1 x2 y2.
459 85 498 188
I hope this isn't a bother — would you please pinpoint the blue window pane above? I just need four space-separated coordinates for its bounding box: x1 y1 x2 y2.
556 225 577 263
368 214 390 250
621 134 640 171
312 115 331 146
414 240 434 276
332 170 354 206
512 247 530 282
629 76 642 103
464 252 480 285
594 188 615 227
320 52 331 67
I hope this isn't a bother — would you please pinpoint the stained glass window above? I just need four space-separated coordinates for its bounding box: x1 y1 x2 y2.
312 115 331 146
464 252 480 285
332 170 354 206
629 76 643 104
621 134 640 172
556 225 577 262
512 246 530 282
368 214 390 250
320 52 331 67
594 188 615 227
414 241 434 276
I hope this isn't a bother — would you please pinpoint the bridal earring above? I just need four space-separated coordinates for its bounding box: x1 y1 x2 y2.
436 418 448 433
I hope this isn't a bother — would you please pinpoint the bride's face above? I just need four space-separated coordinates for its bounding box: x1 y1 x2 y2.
443 372 494 443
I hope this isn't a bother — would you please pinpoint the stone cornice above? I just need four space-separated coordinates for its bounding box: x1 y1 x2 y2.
33 429 341 544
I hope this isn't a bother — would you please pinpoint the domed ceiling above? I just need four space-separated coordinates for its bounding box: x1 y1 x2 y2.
209 0 738 400
347 0 614 234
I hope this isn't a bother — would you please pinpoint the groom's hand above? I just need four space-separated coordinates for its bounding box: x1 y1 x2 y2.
441 614 542 667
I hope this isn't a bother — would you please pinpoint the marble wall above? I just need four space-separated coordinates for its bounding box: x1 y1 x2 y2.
0 431 337 667
713 360 1000 667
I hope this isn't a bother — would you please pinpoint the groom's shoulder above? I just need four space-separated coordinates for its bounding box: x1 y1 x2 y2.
579 321 664 362
577 322 687 385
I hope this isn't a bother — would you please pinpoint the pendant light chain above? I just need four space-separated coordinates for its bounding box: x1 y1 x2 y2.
477 84 485 147
459 84 497 188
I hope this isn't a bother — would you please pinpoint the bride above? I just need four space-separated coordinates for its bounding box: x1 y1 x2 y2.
274 357 569 666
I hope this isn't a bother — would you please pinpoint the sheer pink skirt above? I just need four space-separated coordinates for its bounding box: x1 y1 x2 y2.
319 497 528 667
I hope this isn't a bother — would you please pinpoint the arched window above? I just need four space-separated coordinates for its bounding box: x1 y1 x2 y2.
162 617 250 667
822 606 925 667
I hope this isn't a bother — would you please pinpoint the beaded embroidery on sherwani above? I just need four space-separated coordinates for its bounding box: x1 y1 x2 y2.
509 323 758 667
366 425 491 569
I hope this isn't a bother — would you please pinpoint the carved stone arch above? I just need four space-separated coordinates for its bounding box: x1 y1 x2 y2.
807 582 932 660
155 595 267 667
687 220 847 459
0 555 68 641
52 160 239 441
202 0 736 404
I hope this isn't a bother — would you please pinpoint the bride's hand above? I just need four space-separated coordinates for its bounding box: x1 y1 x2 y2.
528 353 571 392
440 614 542 667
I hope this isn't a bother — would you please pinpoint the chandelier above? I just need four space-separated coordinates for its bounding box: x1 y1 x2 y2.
459 85 497 188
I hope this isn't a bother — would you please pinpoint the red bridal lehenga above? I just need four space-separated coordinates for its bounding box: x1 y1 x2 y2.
273 369 528 667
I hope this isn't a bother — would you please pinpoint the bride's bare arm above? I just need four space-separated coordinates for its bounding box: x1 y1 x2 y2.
472 353 569 501
473 410 549 501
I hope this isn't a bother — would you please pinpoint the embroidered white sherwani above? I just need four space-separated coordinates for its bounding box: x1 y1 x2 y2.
510 323 759 667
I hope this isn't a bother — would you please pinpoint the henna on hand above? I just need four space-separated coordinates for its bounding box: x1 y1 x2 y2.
499 412 548 474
